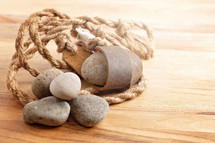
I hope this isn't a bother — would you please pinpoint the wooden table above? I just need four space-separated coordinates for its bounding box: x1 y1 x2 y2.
1 0 215 142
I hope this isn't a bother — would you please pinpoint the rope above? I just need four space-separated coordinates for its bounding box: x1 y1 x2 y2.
6 9 154 105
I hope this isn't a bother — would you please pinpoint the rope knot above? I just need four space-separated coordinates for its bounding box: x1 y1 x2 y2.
115 19 130 37
55 34 77 54
86 37 106 52
76 37 107 53
92 27 106 39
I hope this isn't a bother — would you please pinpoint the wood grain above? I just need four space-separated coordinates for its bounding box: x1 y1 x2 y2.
1 0 215 142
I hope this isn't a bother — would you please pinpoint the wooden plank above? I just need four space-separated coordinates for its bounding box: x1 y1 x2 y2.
1 0 215 142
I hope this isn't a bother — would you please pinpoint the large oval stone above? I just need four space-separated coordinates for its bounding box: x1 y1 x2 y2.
80 46 143 91
32 68 63 99
23 96 70 126
50 72 81 100
81 51 107 86
69 94 109 127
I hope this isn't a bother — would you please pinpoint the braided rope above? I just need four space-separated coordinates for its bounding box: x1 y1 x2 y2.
6 9 153 105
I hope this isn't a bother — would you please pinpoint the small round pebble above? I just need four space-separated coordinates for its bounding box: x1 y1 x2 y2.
50 72 81 100
69 94 109 127
32 68 63 99
23 96 70 126
81 51 107 86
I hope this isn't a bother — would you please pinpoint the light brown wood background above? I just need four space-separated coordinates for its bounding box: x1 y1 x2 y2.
1 0 215 142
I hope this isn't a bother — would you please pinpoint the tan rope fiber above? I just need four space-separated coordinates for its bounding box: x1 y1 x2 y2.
6 9 153 105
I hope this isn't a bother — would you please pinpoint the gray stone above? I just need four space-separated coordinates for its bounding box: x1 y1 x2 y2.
69 94 109 127
81 51 107 86
23 96 70 126
50 72 81 100
32 68 63 99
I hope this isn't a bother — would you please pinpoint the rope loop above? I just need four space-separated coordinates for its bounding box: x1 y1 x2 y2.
7 9 154 105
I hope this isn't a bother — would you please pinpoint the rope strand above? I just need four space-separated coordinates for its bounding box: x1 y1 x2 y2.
6 9 154 105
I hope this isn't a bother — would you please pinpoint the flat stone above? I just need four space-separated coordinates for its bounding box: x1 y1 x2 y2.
23 96 70 126
32 68 63 99
69 94 109 127
50 72 81 100
81 51 107 86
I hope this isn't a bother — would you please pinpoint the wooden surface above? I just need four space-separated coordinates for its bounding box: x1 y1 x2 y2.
1 0 215 142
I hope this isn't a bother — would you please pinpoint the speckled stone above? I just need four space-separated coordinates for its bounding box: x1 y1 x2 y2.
50 72 81 100
32 68 63 99
81 51 107 86
69 94 109 127
23 96 70 126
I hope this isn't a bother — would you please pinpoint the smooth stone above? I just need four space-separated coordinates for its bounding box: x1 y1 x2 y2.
32 68 63 99
23 96 70 126
50 72 81 100
81 51 107 86
69 94 109 127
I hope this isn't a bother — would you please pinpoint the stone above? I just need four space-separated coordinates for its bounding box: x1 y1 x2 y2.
69 94 109 127
32 68 63 99
23 96 70 126
94 46 143 91
81 51 107 86
50 72 81 100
